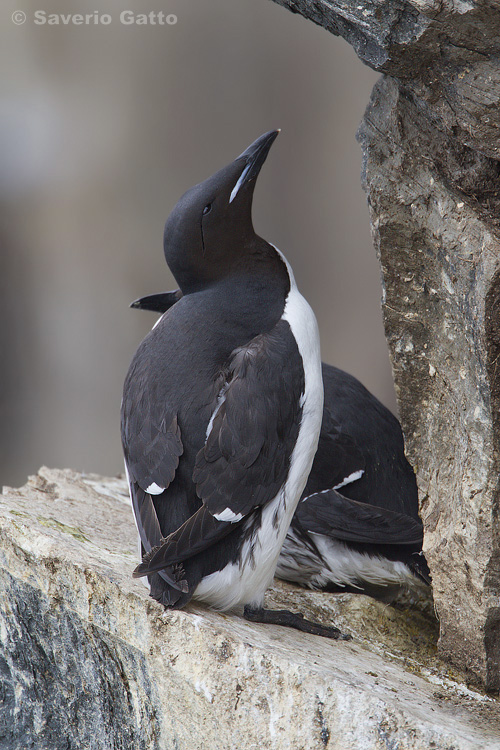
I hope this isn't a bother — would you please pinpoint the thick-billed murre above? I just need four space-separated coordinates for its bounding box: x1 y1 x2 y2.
281 364 429 600
122 130 349 638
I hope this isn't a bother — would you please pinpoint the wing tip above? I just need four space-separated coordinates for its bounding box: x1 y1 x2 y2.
133 561 189 593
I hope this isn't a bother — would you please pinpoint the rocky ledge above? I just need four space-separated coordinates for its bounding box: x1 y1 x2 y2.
1 467 499 749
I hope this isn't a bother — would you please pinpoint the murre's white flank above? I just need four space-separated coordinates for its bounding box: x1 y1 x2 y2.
309 533 417 589
276 527 417 590
194 252 323 611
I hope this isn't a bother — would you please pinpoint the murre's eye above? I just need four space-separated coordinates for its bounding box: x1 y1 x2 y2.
203 203 212 215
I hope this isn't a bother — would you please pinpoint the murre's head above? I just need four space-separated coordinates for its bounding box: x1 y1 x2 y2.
163 130 279 294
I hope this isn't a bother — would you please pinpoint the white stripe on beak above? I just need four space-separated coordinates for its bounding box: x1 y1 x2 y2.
229 162 252 203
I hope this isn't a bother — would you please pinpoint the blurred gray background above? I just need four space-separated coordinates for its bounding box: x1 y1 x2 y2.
1 0 390 488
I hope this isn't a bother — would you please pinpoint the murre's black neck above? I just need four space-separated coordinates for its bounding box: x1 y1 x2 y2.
189 243 290 338
168 234 286 297
172 233 288 292
163 130 280 298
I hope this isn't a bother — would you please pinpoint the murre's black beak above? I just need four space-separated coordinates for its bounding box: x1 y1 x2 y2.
130 290 182 313
229 129 280 204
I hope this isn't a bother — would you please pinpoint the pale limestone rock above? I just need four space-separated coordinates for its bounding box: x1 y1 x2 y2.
1 468 499 748
358 76 500 693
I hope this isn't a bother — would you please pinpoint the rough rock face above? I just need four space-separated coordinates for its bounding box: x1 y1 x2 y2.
270 0 500 691
359 77 500 695
1 468 499 749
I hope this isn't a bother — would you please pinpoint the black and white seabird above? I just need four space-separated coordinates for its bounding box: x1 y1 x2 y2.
122 130 348 638
131 313 430 603
279 364 429 601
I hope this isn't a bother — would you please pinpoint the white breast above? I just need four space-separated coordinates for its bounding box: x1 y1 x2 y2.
193 249 324 611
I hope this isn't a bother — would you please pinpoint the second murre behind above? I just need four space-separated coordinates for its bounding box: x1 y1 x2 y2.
121 130 349 638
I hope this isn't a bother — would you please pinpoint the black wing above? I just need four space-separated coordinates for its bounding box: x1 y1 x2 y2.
133 320 305 578
303 406 365 498
296 488 423 546
133 504 233 577
121 353 183 495
121 358 185 589
193 327 304 518
314 364 419 518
